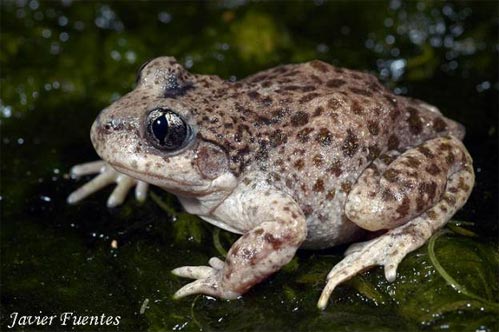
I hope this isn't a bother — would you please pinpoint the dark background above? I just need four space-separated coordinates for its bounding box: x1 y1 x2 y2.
1 1 498 331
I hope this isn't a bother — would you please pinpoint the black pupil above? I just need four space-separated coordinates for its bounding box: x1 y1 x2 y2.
150 110 188 150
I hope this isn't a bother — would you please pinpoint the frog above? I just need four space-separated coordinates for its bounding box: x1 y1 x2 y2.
67 56 474 309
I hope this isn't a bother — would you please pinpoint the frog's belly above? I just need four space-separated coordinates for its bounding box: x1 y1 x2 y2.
199 215 243 234
302 216 362 249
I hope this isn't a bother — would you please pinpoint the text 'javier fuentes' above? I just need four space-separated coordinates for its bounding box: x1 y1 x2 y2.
7 312 121 329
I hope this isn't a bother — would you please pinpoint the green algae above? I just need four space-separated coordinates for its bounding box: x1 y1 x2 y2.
1 1 498 331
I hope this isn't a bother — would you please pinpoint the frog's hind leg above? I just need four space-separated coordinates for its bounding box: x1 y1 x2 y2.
318 135 474 310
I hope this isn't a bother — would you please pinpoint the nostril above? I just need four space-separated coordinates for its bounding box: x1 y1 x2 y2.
103 119 122 132
101 118 134 133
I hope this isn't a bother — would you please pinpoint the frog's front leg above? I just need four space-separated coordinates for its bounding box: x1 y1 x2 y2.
318 135 474 309
67 160 149 207
172 190 307 299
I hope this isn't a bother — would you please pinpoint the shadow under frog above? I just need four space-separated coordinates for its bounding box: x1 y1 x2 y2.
68 57 474 309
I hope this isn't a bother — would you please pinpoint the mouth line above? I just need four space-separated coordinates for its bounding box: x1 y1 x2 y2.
111 162 174 183
110 162 212 196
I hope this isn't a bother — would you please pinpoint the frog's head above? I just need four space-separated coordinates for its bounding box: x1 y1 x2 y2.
90 56 237 198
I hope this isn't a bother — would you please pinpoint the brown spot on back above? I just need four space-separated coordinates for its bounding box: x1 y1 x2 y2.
396 196 411 218
313 106 324 117
313 154 324 166
367 145 381 161
294 159 305 170
290 111 310 127
310 74 322 84
433 117 447 132
419 182 438 200
387 135 400 150
328 160 343 177
313 179 325 192
327 97 341 110
326 79 346 88
270 130 287 147
425 164 441 175
351 100 363 115
247 91 260 100
309 60 330 72
407 107 423 135
439 142 452 151
297 127 313 143
326 190 336 200
367 120 380 135
316 128 333 146
383 169 400 182
405 156 421 168
342 130 359 157
299 93 320 104
418 146 434 158
261 96 273 106
350 87 373 97
341 181 352 193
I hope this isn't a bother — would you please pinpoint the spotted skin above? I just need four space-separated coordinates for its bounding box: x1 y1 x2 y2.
68 57 474 310
345 136 470 231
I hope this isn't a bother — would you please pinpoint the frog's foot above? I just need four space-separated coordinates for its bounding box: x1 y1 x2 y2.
317 226 422 310
318 138 474 309
172 257 241 299
67 160 149 207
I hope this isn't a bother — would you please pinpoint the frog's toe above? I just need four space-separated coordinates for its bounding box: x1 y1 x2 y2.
68 160 149 206
107 175 137 207
172 258 241 300
173 277 216 299
317 257 366 310
208 257 225 270
318 233 411 310
70 160 106 177
173 275 237 299
171 257 224 280
171 266 216 280
135 181 149 202
67 169 116 204
383 249 406 282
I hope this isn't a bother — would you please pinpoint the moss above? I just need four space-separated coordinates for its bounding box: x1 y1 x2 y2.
1 1 497 331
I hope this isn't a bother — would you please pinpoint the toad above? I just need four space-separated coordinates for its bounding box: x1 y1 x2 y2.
68 57 474 309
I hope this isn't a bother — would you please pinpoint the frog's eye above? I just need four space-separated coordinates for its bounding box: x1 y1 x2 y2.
146 108 192 151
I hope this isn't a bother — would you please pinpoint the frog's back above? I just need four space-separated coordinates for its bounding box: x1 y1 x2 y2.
192 60 464 248
228 61 400 246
